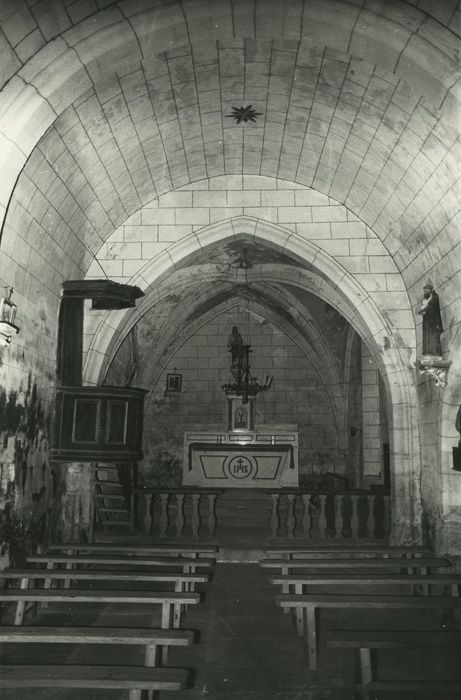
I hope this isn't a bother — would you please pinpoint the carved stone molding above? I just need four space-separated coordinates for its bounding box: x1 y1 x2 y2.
415 356 451 388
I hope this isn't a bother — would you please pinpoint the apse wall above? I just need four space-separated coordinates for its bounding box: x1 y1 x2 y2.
138 308 342 487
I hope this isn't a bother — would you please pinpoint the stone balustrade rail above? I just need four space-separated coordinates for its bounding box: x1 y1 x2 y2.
266 489 390 540
132 488 390 542
133 488 224 540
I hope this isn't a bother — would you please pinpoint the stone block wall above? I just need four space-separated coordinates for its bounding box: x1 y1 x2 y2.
141 307 342 486
0 285 91 562
89 176 403 300
0 0 459 552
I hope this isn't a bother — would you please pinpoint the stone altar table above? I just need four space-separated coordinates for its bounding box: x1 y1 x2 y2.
183 426 299 488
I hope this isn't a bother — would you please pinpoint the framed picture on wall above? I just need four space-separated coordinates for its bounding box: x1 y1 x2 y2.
228 396 255 432
166 372 182 392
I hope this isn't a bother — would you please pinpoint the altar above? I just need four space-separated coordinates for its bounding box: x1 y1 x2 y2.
182 328 299 488
183 425 299 488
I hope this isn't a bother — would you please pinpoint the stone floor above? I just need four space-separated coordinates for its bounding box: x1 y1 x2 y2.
0 562 460 699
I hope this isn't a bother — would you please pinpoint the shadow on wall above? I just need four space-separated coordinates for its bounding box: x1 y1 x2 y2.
0 372 56 565
141 391 184 487
140 451 182 488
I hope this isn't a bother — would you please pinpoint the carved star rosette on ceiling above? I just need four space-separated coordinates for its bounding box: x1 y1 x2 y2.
226 105 264 124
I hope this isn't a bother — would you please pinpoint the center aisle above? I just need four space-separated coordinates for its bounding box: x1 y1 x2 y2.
168 562 356 700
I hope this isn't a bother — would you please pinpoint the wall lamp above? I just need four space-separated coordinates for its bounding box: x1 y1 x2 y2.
0 288 20 346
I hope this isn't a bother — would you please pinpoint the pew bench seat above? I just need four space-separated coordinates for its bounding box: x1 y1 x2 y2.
365 680 461 698
276 593 461 670
326 627 461 649
326 629 461 696
0 625 194 666
49 542 216 557
26 554 214 571
261 557 450 572
264 545 431 559
0 568 209 589
0 588 200 627
270 573 461 596
0 665 189 699
264 558 451 604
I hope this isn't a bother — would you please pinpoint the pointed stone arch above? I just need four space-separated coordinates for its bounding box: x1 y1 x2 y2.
135 289 347 455
84 214 421 542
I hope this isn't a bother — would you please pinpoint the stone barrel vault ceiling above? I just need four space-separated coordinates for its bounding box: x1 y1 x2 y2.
1 1 460 313
0 0 460 402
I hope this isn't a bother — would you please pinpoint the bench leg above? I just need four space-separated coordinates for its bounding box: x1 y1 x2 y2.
359 648 375 700
360 648 373 683
128 690 142 700
174 581 183 626
295 584 304 636
173 603 182 627
305 605 318 671
14 577 30 625
145 645 159 700
183 564 195 605
145 644 158 667
41 562 55 608
161 603 173 664
161 602 172 629
282 566 289 614
63 561 73 589
186 553 197 593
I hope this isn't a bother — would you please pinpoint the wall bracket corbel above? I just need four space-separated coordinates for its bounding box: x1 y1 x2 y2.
415 356 451 388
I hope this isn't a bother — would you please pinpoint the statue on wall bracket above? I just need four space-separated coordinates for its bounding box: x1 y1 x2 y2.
415 281 451 388
418 280 443 358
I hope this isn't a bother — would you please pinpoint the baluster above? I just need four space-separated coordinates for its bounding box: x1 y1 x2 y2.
159 493 169 538
366 495 376 540
191 494 201 540
270 494 280 538
207 494 217 538
287 494 296 539
302 495 312 537
143 493 153 535
334 494 344 540
318 494 327 539
175 493 185 538
351 495 360 541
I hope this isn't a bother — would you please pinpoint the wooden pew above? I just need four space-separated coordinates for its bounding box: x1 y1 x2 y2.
326 629 461 698
364 680 461 697
264 545 431 559
260 557 450 574
262 557 450 603
0 588 200 627
49 542 217 557
25 554 214 616
0 568 209 626
0 625 194 667
0 665 189 700
26 554 214 595
276 593 461 671
0 568 209 591
270 573 461 597
26 554 214 576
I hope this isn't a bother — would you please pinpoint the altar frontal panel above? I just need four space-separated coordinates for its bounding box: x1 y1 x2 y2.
183 432 298 488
